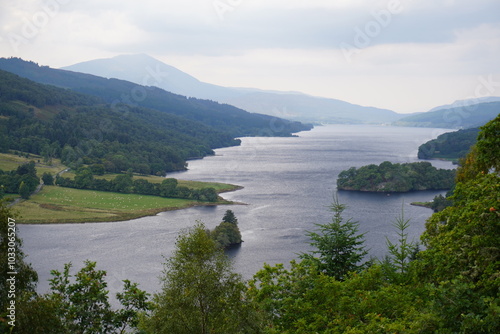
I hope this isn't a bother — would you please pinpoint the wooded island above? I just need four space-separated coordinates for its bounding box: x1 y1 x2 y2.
337 161 455 192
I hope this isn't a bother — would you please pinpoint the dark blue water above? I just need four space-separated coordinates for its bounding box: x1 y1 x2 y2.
19 125 454 297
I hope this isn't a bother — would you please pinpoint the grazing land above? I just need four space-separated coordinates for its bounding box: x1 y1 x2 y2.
14 185 237 224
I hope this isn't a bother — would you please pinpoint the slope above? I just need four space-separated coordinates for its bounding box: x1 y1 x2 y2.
62 54 402 124
0 69 239 174
0 57 312 137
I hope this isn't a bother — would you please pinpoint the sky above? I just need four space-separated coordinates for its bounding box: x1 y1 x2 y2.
1 0 499 113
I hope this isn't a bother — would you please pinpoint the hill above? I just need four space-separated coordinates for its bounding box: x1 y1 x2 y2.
0 69 240 174
62 54 403 124
427 96 500 112
418 127 480 161
0 57 312 137
393 101 500 129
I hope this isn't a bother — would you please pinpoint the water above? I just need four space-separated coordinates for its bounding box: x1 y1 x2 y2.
18 125 454 297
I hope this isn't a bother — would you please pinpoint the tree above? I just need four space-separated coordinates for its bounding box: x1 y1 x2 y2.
41 172 54 186
212 210 242 249
300 197 368 280
143 222 262 333
420 116 500 293
381 209 419 284
222 209 238 224
47 260 150 333
19 181 31 199
158 178 178 197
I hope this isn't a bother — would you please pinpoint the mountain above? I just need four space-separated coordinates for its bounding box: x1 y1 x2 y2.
0 57 312 138
428 96 500 113
393 101 500 129
62 54 402 124
0 69 238 174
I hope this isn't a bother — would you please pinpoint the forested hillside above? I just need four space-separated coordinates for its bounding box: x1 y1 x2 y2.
0 57 312 137
0 69 239 174
418 127 480 160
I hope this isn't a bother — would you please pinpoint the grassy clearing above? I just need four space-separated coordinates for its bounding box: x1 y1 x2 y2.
3 152 241 223
14 186 229 224
0 152 66 175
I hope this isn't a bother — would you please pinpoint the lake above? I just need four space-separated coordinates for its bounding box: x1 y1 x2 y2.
19 124 455 297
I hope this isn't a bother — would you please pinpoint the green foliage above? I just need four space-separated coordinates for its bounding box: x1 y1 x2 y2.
0 161 40 198
418 127 479 160
381 209 419 284
0 69 238 175
300 197 368 280
143 222 262 333
337 161 455 192
56 169 220 202
41 172 54 185
45 260 150 333
222 209 238 224
211 210 242 249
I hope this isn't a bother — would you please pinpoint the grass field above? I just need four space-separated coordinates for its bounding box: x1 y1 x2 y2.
2 151 242 223
14 185 234 224
0 152 66 175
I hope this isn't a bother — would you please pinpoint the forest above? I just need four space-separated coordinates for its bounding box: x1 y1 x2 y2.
337 161 456 192
0 69 240 174
1 114 498 333
418 127 480 161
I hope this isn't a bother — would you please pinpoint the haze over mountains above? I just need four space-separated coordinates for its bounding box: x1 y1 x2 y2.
62 54 403 124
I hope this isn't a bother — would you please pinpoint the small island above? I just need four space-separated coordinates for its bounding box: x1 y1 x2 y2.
337 161 455 192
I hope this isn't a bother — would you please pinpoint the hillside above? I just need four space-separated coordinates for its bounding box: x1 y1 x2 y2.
393 101 500 129
418 127 480 161
0 57 312 137
0 69 239 174
62 54 403 124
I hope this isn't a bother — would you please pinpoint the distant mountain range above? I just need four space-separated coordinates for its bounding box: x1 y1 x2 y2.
393 101 500 129
0 57 311 138
62 54 403 124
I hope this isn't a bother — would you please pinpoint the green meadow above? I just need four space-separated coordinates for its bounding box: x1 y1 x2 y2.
14 185 234 224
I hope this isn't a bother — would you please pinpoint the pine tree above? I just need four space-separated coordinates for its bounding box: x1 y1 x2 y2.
301 197 368 280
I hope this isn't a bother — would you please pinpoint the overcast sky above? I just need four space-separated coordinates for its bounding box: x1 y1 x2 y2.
1 0 499 113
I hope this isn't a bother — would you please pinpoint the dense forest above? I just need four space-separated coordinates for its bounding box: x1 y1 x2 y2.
0 69 240 174
418 127 480 160
0 57 312 138
337 161 456 192
1 115 499 332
